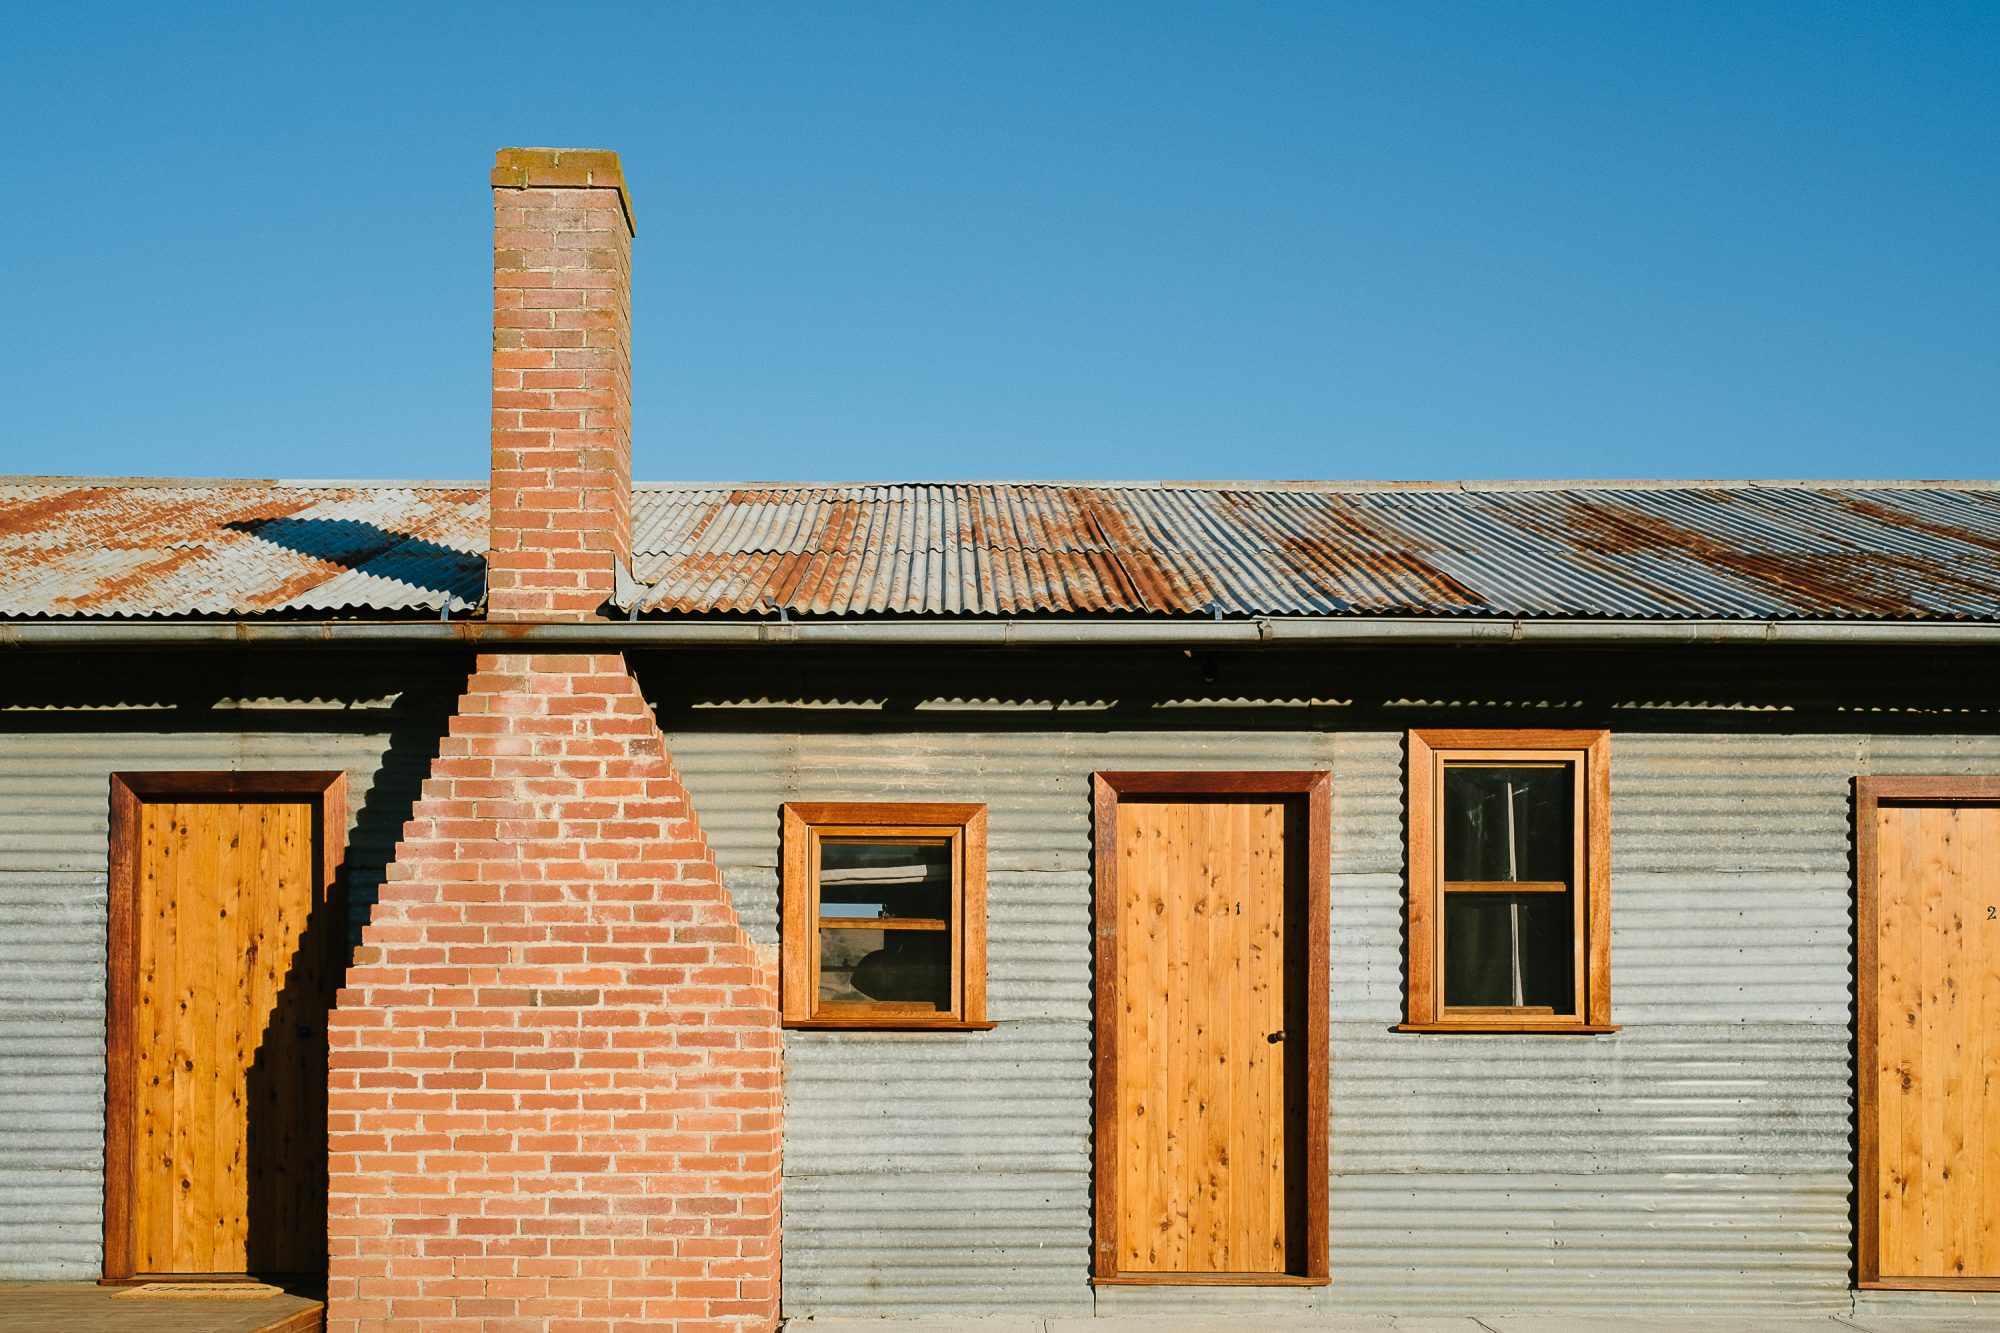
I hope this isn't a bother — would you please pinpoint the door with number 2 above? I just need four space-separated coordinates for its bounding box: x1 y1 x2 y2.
1858 777 2000 1290
1092 772 1328 1286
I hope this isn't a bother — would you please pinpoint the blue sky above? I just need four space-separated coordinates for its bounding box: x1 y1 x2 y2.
1 2 1994 483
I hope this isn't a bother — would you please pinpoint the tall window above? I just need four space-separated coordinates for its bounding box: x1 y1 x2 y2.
1403 730 1613 1033
780 802 990 1030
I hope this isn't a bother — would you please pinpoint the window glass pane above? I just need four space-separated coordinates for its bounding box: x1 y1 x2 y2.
818 838 950 921
818 927 951 1009
1442 765 1572 884
1443 890 1575 1012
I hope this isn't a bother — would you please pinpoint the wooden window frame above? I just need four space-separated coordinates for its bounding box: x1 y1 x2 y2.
1401 730 1614 1034
1091 770 1331 1287
780 801 991 1031
103 770 347 1283
1854 775 2000 1291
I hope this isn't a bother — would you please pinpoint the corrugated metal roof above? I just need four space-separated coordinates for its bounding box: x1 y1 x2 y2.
0 482 485 617
4 479 2000 621
633 481 2000 620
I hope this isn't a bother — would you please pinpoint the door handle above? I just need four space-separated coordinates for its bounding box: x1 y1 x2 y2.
1267 1029 1286 1043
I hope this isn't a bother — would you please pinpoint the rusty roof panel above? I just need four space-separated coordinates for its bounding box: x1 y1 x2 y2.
5 479 2000 622
0 483 485 617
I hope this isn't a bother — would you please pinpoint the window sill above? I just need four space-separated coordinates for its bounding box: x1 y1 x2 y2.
784 1018 996 1032
1395 1022 1620 1035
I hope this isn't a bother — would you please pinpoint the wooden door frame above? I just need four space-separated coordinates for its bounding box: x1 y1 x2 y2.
1090 770 1331 1286
103 770 347 1282
1854 774 2000 1291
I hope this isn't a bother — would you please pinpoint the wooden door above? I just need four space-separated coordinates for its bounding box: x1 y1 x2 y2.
106 773 345 1279
1858 778 2000 1290
1092 772 1328 1285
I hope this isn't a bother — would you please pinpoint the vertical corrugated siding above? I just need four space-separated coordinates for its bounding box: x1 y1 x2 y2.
653 694 2000 1321
0 658 462 1279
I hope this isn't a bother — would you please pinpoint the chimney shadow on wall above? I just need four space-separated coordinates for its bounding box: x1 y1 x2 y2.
336 673 465 952
241 812 343 1286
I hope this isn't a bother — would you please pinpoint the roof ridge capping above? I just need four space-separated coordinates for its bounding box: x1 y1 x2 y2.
625 478 2000 492
0 477 483 489
6 478 1997 493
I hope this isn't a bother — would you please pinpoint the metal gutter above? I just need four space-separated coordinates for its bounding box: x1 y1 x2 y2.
6 617 2000 649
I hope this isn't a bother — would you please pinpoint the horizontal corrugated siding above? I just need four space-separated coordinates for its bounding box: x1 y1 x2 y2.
0 656 462 1279
0 872 104 1276
781 1171 1091 1317
1612 734 1859 874
0 717 456 944
651 689 2000 1321
1330 1025 1848 1176
662 727 1331 1319
1611 735 1862 1025
1098 1174 1851 1317
666 729 1338 875
7 644 1997 1311
1327 733 1407 1022
783 1023 1088 1175
1862 733 2000 774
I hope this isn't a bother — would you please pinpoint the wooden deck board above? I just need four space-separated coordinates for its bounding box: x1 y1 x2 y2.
0 1283 321 1333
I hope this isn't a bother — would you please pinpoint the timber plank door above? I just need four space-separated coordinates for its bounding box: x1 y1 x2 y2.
104 772 346 1280
1091 771 1329 1285
1856 777 2000 1290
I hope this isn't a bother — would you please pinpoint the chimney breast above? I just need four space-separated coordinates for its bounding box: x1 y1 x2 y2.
487 148 635 621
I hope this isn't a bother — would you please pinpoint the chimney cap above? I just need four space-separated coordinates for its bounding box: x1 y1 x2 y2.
491 148 635 235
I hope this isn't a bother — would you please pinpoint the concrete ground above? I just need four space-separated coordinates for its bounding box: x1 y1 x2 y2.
0 1293 1984 1333
782 1318 2000 1333
0 1282 322 1333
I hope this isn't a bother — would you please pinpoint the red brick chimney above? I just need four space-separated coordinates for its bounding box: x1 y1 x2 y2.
324 153 782 1333
487 148 635 620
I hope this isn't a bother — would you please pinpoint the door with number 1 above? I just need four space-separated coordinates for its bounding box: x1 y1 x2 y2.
1091 772 1329 1286
104 772 346 1280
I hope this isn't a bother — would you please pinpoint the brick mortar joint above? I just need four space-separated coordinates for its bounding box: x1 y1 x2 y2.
344 653 762 980
492 170 636 239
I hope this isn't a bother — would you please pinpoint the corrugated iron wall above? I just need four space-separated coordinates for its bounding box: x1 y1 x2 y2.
640 647 2000 1319
3 641 1999 1315
0 652 464 1279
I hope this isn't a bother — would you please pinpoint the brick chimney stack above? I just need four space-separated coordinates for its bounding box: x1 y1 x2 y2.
328 152 781 1330
487 148 635 620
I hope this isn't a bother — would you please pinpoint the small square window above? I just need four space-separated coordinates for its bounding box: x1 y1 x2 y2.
780 803 989 1029
1403 731 1613 1033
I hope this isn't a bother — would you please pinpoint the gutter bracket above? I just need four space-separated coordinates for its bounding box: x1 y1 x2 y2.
610 559 653 617
8 616 2000 649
